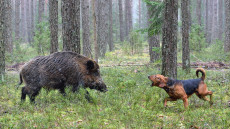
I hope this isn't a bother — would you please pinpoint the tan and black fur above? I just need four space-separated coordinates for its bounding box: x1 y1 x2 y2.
148 68 213 108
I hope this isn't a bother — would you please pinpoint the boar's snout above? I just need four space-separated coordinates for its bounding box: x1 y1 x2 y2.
96 81 108 92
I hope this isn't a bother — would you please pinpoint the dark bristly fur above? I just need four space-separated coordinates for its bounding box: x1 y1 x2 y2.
19 51 107 103
148 68 213 108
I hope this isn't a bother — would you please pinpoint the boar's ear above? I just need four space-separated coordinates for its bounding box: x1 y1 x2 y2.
86 60 95 70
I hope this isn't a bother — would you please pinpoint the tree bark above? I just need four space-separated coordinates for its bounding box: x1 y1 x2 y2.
218 0 223 40
139 0 141 28
0 0 5 81
205 0 209 43
108 0 114 51
20 0 26 41
147 0 160 63
224 0 230 52
26 0 31 44
49 0 58 54
4 0 13 53
118 0 124 42
128 0 133 33
15 0 20 41
61 0 81 53
92 0 98 62
207 0 213 44
182 0 190 72
31 0 34 42
96 0 109 57
81 0 91 57
162 0 178 79
212 0 218 42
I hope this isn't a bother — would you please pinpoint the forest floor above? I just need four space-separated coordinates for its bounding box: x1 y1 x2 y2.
1 47 230 128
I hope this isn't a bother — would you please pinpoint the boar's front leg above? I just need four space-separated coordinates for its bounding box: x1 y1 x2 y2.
72 85 93 102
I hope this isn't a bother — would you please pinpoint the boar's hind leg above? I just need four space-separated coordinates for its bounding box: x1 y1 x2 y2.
21 86 41 103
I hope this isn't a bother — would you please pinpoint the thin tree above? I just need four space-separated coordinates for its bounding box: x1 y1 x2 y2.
26 0 31 44
196 0 201 51
92 0 98 62
81 0 91 57
108 0 114 51
147 0 160 63
212 0 218 42
224 0 230 52
61 0 81 53
118 0 124 42
218 0 223 40
139 0 141 28
182 0 190 72
31 0 34 42
20 0 26 41
0 0 5 81
128 0 133 33
96 0 109 57
49 0 58 54
207 0 213 44
15 0 20 41
162 0 178 79
4 0 13 53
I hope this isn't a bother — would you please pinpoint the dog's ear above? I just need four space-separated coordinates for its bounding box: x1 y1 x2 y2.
159 77 168 88
159 82 166 88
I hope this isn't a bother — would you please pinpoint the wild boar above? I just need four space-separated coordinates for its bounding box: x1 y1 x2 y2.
19 51 107 103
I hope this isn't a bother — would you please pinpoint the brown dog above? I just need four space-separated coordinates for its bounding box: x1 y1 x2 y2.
148 68 213 108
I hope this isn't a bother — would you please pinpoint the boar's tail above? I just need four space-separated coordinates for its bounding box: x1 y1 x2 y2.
16 73 23 89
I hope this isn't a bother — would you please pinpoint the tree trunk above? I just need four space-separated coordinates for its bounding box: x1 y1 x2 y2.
124 0 128 37
26 0 31 44
182 0 190 72
61 0 81 53
20 0 26 42
96 0 109 57
128 0 133 33
218 0 223 40
196 0 201 51
205 0 209 43
31 0 34 42
118 0 124 42
4 0 13 53
162 0 178 79
212 0 218 42
224 0 230 52
15 0 20 41
81 0 91 57
92 0 98 62
147 0 160 63
207 0 213 44
196 0 201 25
49 0 58 54
108 0 114 51
139 0 141 28
0 0 5 81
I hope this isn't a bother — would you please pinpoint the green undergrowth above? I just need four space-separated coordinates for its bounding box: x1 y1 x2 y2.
0 65 230 128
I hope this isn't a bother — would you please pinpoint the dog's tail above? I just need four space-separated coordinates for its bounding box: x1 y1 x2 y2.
196 68 205 81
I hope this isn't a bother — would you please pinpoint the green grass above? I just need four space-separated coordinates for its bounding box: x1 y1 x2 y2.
1 45 230 128
0 64 230 128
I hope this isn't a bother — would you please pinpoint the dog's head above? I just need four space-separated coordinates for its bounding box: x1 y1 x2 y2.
148 74 168 88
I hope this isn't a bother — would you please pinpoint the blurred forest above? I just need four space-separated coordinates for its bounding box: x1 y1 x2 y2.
0 0 230 79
